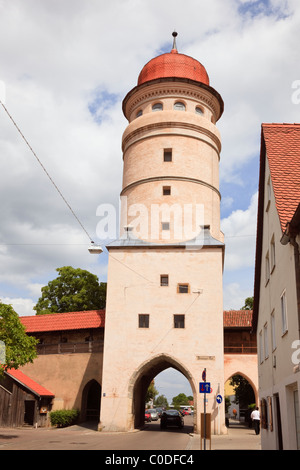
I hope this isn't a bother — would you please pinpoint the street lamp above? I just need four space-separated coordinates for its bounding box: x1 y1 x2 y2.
88 242 103 254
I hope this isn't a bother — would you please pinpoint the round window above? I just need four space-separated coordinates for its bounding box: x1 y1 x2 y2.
152 103 163 111
195 106 204 115
174 102 186 111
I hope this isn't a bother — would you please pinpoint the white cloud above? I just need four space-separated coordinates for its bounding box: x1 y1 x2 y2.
221 192 258 271
0 0 299 318
155 368 193 404
0 296 36 317
223 281 252 310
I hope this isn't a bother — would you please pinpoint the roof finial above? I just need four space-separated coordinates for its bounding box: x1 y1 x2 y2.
172 31 178 52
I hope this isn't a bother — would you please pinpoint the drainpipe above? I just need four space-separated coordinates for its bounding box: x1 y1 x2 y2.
281 223 300 338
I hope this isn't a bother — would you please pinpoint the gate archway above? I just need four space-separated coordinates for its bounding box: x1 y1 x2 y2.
81 379 101 422
128 353 196 429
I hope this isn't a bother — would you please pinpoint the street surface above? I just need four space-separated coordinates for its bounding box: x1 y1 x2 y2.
0 415 194 451
0 416 261 451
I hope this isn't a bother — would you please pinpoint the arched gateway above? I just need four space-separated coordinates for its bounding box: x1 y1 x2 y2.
99 33 226 434
129 354 196 429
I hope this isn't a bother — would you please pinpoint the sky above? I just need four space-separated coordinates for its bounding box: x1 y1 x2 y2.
0 0 300 404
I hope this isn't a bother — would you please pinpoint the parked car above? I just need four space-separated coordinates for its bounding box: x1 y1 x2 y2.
155 407 165 418
148 409 159 421
145 411 151 422
160 410 184 429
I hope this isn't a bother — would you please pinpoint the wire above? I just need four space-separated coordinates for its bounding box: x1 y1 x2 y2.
0 100 94 243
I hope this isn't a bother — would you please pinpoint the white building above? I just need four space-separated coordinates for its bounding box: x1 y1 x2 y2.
253 123 300 450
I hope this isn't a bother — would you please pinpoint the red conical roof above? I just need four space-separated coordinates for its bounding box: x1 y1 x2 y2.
137 48 209 86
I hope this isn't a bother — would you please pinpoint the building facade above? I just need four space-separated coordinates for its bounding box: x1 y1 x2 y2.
19 310 105 424
253 123 300 450
99 34 227 434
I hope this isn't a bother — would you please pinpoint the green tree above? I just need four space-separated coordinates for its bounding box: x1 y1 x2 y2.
241 296 253 310
34 266 107 315
0 303 38 376
230 374 255 407
154 394 168 408
171 393 190 409
145 381 159 404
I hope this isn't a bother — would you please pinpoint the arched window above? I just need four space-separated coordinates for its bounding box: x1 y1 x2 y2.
152 103 163 112
174 101 186 111
136 109 143 118
195 106 204 115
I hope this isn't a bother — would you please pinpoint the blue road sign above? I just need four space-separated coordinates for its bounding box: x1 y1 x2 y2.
216 394 223 404
199 382 211 393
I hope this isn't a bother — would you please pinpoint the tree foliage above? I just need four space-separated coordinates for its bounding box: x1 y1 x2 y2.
171 393 190 408
145 381 158 404
154 394 169 408
230 374 255 407
0 302 38 375
34 266 107 315
241 296 254 310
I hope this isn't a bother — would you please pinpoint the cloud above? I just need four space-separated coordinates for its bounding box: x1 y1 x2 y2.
221 192 258 271
223 281 253 310
0 296 36 316
155 368 193 404
0 0 299 318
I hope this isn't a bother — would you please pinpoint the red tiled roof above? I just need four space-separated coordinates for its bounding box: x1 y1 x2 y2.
20 310 105 333
138 49 210 86
223 310 253 328
6 368 54 397
263 123 300 231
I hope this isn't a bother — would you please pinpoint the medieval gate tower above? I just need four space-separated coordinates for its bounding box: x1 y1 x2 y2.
100 33 225 434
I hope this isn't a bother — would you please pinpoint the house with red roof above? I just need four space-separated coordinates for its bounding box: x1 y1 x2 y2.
253 123 300 450
0 368 54 427
0 310 105 428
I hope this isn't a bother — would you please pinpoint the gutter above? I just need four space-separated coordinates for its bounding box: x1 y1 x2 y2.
280 207 300 338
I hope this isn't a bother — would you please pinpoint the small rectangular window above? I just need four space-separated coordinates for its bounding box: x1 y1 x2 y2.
164 149 172 162
163 186 171 196
270 235 276 272
177 283 189 293
271 310 276 351
265 252 270 285
266 176 271 211
139 314 149 328
259 331 263 364
162 222 170 231
264 323 269 359
280 291 288 335
174 314 185 328
160 275 169 286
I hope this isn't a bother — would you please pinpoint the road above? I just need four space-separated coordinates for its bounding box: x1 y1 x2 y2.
0 415 195 451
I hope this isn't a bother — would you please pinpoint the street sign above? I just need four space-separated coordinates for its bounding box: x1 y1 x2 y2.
216 394 223 404
202 369 206 381
199 382 211 393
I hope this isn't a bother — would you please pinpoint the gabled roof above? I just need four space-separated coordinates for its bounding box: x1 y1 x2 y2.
6 368 54 397
20 310 105 333
223 310 253 328
253 123 300 332
263 123 300 232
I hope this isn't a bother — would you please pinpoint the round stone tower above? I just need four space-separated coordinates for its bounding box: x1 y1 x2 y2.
100 34 226 435
120 32 224 243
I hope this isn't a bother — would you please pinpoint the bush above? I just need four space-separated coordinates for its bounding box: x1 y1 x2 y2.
49 409 79 428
